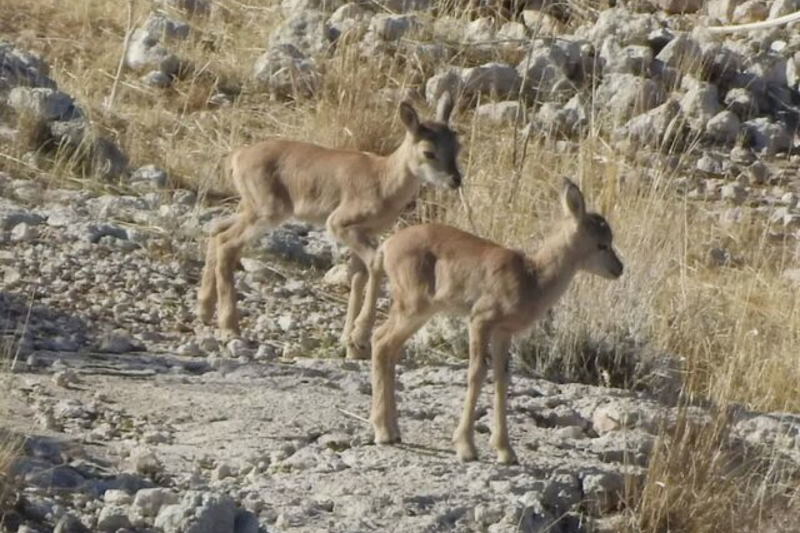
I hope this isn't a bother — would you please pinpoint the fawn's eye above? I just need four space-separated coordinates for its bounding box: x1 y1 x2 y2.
597 243 609 251
423 151 436 160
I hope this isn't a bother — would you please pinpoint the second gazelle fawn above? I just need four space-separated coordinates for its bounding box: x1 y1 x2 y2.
197 95 461 358
370 179 624 464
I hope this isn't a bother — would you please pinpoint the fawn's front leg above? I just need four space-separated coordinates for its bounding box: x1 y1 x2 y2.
370 305 430 444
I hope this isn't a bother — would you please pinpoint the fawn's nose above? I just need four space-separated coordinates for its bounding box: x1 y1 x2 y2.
613 256 624 278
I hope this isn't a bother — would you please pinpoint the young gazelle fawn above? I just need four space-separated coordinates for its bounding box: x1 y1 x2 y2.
197 95 461 358
370 179 624 464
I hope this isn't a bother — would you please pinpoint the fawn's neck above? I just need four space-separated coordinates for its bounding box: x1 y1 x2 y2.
381 133 421 203
528 223 582 306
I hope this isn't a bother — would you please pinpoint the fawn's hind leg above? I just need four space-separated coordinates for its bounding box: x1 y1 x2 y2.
214 213 284 338
340 254 367 346
453 318 491 462
198 214 238 325
489 332 517 465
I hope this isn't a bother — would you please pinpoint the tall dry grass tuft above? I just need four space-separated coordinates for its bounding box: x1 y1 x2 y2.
628 407 800 532
0 429 19 526
0 332 22 524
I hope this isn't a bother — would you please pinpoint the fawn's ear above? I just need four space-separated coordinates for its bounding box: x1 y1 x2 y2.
561 178 585 219
435 91 454 124
399 101 421 136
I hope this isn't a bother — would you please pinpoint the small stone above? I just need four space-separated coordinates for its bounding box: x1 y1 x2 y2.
198 336 220 353
779 192 797 208
783 214 800 228
227 338 252 358
425 70 463 108
208 92 233 107
475 101 525 124
277 314 294 332
98 331 143 353
10 222 37 242
462 62 521 97
214 462 234 480
254 344 278 361
743 117 792 155
8 87 79 121
143 431 171 444
724 88 759 120
104 490 133 505
497 21 527 41
730 145 755 165
368 14 417 41
172 189 197 206
582 470 626 513
554 425 586 439
746 160 769 185
128 446 162 476
474 502 505 527
2 265 21 285
705 110 740 144
253 44 321 98
679 81 721 131
328 3 368 38
592 404 638 435
2 210 45 230
52 369 79 388
131 488 178 519
53 398 93 420
322 263 349 288
696 154 725 175
97 504 131 531
142 70 173 87
54 513 90 533
154 491 236 532
86 223 128 243
652 0 703 14
281 343 302 360
732 0 769 23
720 183 746 205
782 268 800 285
177 340 205 357
126 12 187 75
130 164 168 189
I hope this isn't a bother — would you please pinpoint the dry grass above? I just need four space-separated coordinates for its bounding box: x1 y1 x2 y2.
0 424 20 526
1 0 799 530
626 407 800 532
0 333 22 524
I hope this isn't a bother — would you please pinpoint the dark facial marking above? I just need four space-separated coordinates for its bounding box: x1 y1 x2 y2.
418 121 461 178
586 213 613 242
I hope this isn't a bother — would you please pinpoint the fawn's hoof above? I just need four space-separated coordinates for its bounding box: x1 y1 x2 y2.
496 448 518 465
454 440 478 462
346 339 370 360
373 428 401 445
197 305 214 326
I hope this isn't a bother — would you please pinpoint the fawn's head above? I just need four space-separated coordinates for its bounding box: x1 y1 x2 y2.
398 93 462 190
561 178 624 280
